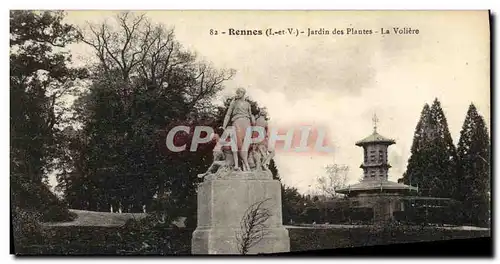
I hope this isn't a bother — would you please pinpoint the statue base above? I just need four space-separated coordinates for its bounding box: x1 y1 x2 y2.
191 171 290 255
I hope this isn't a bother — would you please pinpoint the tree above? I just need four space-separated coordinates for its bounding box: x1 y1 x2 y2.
456 104 491 227
11 10 86 184
428 99 459 198
10 10 86 221
400 103 431 185
316 164 349 198
268 159 280 180
60 12 234 218
281 185 309 224
401 99 458 198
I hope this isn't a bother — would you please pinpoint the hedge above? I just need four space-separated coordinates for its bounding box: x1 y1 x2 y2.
13 223 490 255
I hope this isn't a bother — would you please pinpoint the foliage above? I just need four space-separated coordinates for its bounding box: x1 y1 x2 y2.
456 104 491 227
114 216 190 254
400 99 458 198
10 10 85 222
281 185 306 224
316 164 349 198
57 12 234 226
15 224 194 255
400 99 490 227
14 222 490 255
288 225 489 252
400 104 430 185
347 207 374 224
313 198 349 224
11 207 44 250
11 169 76 222
269 159 280 180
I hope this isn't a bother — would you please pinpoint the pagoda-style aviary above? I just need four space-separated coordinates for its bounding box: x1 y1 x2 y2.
336 114 418 223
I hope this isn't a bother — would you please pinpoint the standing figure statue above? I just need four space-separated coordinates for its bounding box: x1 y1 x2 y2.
222 88 255 171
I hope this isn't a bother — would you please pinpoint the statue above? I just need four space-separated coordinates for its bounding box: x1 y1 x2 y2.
247 107 274 171
198 88 274 178
254 108 275 170
192 90 290 255
222 88 255 171
197 130 234 179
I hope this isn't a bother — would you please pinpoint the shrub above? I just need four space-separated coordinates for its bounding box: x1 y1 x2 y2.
289 225 490 252
15 223 490 255
11 174 74 223
348 207 374 224
11 207 44 250
115 216 192 254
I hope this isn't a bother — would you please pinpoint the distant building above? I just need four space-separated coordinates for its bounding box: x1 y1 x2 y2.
336 114 418 223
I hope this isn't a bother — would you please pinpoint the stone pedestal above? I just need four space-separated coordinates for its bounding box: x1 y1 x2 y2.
191 171 290 255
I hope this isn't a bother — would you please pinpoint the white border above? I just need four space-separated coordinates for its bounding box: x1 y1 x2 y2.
4 0 500 10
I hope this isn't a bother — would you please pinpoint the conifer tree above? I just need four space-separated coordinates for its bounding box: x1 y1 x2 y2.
427 98 458 198
402 99 458 198
456 104 491 227
400 104 431 186
269 159 280 181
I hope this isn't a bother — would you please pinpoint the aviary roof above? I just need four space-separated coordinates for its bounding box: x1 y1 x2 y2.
335 180 417 194
355 131 396 146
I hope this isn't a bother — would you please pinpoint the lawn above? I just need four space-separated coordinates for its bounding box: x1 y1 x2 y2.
11 209 491 255
15 215 490 255
42 209 148 227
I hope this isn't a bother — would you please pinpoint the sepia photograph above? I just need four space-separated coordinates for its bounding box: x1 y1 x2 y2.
9 10 492 256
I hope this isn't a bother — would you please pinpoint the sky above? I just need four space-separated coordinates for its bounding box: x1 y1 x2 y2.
51 10 491 194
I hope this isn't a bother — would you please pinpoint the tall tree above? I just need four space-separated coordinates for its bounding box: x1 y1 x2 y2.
10 10 86 221
456 104 490 227
427 99 458 198
60 12 233 216
281 185 307 224
402 99 458 198
399 103 430 185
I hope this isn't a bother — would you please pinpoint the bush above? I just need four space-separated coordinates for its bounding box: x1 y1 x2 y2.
11 175 76 255
115 216 192 254
393 211 406 222
14 222 491 255
11 207 44 250
11 174 74 223
15 218 194 255
289 225 490 252
40 205 77 223
348 207 374 224
394 206 466 226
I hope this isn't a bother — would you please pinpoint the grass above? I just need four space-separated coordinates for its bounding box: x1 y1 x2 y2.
42 209 148 227
288 225 491 252
13 209 491 255
14 219 491 255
